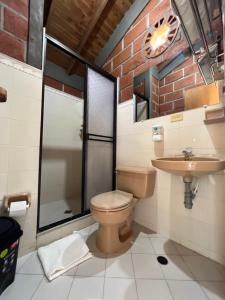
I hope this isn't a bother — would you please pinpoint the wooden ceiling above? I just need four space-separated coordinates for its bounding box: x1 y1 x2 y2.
46 0 134 75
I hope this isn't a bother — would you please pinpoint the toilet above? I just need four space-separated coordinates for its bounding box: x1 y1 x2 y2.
90 166 156 254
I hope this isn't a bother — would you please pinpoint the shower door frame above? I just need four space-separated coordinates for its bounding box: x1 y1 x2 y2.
37 33 117 233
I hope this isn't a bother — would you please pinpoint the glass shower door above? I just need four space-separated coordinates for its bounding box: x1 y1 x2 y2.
83 67 117 210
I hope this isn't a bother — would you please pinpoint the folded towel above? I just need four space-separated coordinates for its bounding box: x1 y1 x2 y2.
38 232 92 280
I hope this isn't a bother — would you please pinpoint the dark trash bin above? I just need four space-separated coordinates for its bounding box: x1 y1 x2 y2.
0 217 23 295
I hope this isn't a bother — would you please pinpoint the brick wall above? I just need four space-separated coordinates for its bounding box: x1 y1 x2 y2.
0 0 29 62
159 57 204 116
103 0 203 112
44 75 83 99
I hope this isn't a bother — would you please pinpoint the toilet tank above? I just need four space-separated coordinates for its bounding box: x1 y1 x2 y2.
116 166 156 199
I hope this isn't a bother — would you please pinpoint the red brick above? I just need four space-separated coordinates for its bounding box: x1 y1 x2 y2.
159 95 164 104
0 31 25 61
196 73 204 84
174 99 184 110
111 66 121 78
134 62 149 77
1 0 28 17
164 90 183 102
108 41 122 60
165 70 183 84
174 75 195 90
159 83 173 95
152 111 159 118
175 57 193 71
160 102 172 113
133 55 162 77
120 72 133 90
44 76 63 90
151 93 158 103
133 32 146 54
124 18 147 46
64 84 83 98
103 61 111 73
123 51 145 75
120 85 133 102
159 78 165 87
4 8 28 41
163 39 189 61
133 0 154 26
113 46 131 69
152 75 158 86
184 64 199 76
134 81 145 94
149 0 170 24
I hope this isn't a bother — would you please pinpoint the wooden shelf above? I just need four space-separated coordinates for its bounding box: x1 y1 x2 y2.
204 116 225 124
204 107 225 125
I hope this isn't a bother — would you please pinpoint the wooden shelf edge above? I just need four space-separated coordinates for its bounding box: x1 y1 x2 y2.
204 116 225 124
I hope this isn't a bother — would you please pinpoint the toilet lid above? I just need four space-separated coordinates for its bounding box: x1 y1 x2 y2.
91 190 133 210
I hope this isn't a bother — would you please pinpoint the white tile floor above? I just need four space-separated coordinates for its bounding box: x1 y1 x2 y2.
2 223 225 300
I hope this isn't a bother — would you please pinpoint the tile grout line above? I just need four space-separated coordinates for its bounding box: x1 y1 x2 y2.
101 252 107 300
195 282 211 300
66 275 77 300
156 252 176 300
16 252 34 273
30 276 44 300
167 241 210 299
130 252 140 300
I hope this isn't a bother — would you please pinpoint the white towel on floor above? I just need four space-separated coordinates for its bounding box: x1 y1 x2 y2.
38 232 92 281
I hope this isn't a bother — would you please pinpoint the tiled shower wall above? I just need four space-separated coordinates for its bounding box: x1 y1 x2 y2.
117 100 225 265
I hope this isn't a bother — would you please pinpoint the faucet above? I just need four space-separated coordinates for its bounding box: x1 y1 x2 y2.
182 147 193 161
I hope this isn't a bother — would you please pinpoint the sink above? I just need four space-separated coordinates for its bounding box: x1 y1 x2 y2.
151 156 225 182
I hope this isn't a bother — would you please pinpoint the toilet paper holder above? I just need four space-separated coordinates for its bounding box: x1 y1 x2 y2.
4 193 31 211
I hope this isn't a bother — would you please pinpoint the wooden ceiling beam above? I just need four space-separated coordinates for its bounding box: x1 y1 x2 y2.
67 0 109 74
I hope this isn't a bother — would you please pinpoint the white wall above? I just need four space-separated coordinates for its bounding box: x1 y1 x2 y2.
117 100 225 265
40 87 83 206
0 54 42 256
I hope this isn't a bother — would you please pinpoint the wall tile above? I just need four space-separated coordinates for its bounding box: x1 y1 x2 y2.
8 146 39 171
118 101 225 265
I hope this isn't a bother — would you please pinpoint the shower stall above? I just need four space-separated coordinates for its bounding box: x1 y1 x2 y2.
37 34 117 232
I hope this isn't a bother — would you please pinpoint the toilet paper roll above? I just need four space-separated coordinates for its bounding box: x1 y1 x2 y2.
8 201 28 217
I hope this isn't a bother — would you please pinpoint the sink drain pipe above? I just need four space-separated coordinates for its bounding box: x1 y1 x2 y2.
184 181 199 209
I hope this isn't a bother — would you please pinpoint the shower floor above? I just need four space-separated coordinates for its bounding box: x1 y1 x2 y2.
39 198 81 228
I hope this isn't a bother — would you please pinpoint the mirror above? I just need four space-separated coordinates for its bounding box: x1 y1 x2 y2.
133 50 221 122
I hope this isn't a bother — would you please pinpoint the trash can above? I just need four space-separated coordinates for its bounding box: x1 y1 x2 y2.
0 217 23 295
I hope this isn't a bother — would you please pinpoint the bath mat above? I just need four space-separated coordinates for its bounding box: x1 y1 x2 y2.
38 232 92 281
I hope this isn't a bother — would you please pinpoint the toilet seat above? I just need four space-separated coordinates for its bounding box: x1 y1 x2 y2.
91 190 133 211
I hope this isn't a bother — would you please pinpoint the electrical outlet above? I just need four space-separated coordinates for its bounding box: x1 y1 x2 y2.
170 112 183 122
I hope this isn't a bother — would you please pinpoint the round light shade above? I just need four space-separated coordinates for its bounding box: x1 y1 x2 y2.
144 13 180 58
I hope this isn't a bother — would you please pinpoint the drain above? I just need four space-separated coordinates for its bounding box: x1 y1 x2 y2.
157 256 168 265
64 209 72 214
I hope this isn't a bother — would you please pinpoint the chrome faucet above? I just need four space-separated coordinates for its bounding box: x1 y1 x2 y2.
182 147 193 160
